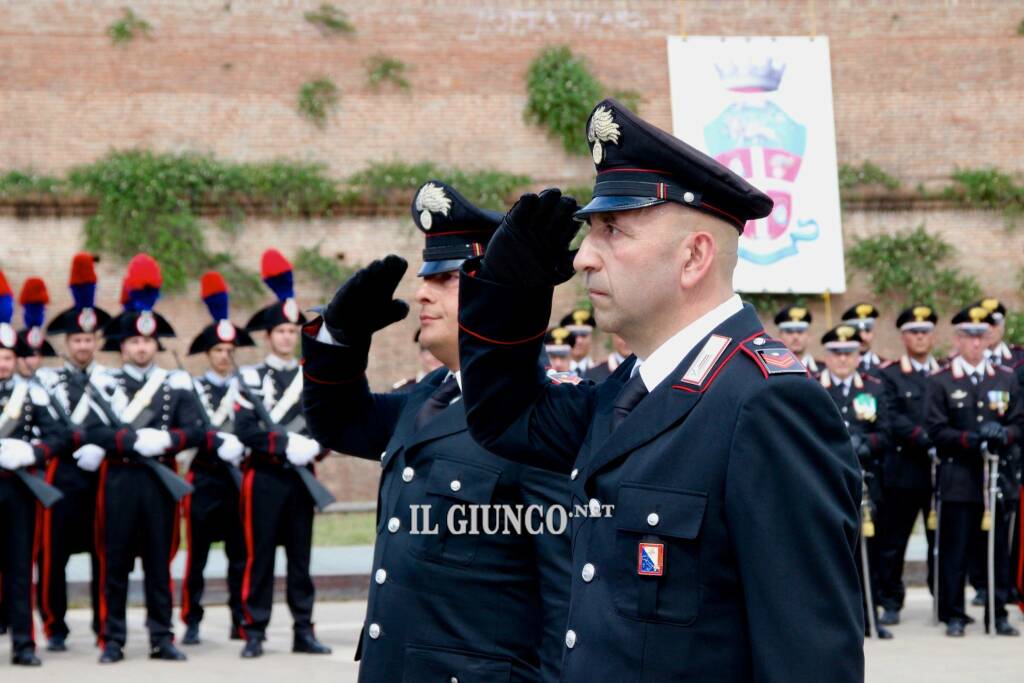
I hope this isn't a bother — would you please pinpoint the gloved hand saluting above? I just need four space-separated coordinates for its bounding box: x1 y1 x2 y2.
322 255 409 345
479 189 581 289
0 438 36 470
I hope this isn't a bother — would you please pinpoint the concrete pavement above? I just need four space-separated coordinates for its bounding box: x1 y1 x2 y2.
2 587 1021 681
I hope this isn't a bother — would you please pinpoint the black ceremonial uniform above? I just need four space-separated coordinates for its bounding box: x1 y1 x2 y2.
34 361 108 647
819 368 891 636
926 358 1023 626
461 292 863 682
876 355 939 613
0 377 70 663
234 356 322 642
92 364 208 651
180 371 246 637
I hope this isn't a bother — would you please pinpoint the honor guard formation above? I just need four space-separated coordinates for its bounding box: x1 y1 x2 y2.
0 98 1021 682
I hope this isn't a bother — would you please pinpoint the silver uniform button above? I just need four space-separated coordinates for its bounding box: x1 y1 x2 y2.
977 401 984 408
450 480 462 492
450 678 458 683
647 512 660 527
402 467 414 483
977 416 984 422
565 629 577 649
683 191 695 203
570 468 579 481
581 563 595 582
588 498 601 516
387 517 400 533
368 623 381 639
375 568 387 585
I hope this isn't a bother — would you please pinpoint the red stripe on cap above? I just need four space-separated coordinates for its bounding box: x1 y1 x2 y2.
261 248 292 279
69 253 98 286
597 167 673 176
18 277 49 305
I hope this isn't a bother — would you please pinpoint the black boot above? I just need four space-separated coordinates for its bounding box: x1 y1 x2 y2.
241 636 264 659
875 625 894 639
230 624 245 641
11 648 42 666
945 618 966 637
98 642 124 664
46 634 67 652
972 589 987 607
182 622 201 645
995 618 1020 636
293 630 332 654
878 609 900 626
149 640 188 661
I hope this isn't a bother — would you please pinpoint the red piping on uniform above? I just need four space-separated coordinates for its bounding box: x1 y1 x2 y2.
1018 490 1024 613
698 201 744 228
171 428 186 451
268 432 277 454
672 331 766 393
115 428 126 454
303 370 365 386
960 432 970 449
30 503 40 643
458 322 548 346
72 430 82 449
426 229 489 237
94 460 109 649
739 345 769 379
168 494 180 633
40 457 60 637
239 468 256 640
597 167 671 176
910 426 922 441
180 472 194 625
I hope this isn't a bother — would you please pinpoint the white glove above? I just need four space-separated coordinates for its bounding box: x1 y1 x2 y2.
73 444 106 472
0 438 37 470
134 428 173 457
285 433 321 467
216 432 244 466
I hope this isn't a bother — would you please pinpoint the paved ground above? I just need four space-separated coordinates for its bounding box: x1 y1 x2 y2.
1 587 1021 680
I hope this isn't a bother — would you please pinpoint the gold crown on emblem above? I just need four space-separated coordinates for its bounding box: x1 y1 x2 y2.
981 298 1000 312
836 325 856 341
969 307 989 323
789 307 807 322
855 304 874 318
572 310 590 326
551 327 570 345
913 306 932 321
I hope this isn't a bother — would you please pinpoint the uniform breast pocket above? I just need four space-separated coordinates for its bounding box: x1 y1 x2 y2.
402 643 511 683
612 483 707 627
411 457 502 566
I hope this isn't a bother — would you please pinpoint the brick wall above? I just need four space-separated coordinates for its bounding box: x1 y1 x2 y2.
2 0 1022 500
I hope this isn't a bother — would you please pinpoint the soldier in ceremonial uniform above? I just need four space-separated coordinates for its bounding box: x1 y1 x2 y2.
585 334 631 383
0 270 70 666
544 327 576 374
842 303 886 374
89 254 211 663
560 309 595 376
927 305 1022 637
301 180 571 682
774 304 819 374
456 99 863 681
974 298 1024 368
33 254 112 652
819 324 893 639
14 277 58 377
875 305 940 626
180 272 250 645
233 249 331 659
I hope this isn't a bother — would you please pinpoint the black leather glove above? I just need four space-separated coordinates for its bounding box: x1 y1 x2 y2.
913 428 932 449
850 434 871 460
964 431 982 452
479 189 581 288
979 421 1008 448
322 255 409 345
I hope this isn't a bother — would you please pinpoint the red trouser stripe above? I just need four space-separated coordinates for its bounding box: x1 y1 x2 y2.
180 472 194 625
94 461 109 649
239 468 256 640
39 458 60 638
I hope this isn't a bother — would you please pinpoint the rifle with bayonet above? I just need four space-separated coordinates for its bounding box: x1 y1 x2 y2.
0 378 64 508
230 360 335 511
172 352 242 489
81 374 194 502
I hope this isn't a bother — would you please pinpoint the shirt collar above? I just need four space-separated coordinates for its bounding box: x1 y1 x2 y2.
909 356 935 373
632 294 744 392
829 372 854 388
265 354 298 372
204 369 231 387
64 360 97 376
123 363 154 382
956 356 987 377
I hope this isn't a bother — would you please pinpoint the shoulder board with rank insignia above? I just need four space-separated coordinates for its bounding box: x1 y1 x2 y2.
740 336 808 377
547 370 584 385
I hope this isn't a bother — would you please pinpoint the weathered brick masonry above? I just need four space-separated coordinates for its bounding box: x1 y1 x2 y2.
1 0 1021 499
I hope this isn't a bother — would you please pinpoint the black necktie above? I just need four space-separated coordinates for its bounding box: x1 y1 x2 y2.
970 372 980 386
415 375 461 429
611 374 649 432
